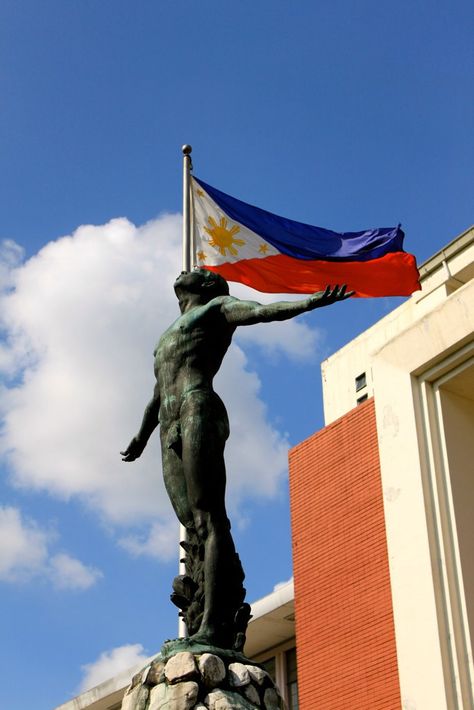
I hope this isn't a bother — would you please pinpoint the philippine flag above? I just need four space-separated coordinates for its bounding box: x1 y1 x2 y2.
192 176 420 298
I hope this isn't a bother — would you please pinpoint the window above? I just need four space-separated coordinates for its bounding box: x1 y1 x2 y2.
355 372 367 391
260 655 276 682
256 640 298 706
286 647 299 710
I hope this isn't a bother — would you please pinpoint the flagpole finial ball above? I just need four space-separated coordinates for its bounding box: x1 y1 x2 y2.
182 144 192 155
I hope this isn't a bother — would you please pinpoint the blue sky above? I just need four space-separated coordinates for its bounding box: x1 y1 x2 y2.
0 1 472 708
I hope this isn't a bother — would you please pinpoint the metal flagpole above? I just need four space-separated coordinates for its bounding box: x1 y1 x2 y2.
182 144 193 271
178 144 192 638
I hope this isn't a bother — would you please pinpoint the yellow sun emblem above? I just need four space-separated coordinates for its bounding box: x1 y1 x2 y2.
204 216 245 257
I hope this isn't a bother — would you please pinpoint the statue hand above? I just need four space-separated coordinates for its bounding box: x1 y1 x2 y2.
307 284 354 309
120 436 145 462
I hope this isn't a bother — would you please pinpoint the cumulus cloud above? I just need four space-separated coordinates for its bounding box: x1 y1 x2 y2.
0 239 24 290
0 215 324 559
0 505 101 589
0 240 25 374
79 643 149 693
0 505 49 582
235 318 322 362
119 519 179 561
231 281 324 362
49 552 103 590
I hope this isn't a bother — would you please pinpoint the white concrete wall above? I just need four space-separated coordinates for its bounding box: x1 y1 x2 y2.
322 227 474 425
370 283 474 709
320 230 474 709
439 385 474 658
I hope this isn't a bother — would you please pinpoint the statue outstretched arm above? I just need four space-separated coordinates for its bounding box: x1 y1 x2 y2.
121 383 160 462
221 285 353 326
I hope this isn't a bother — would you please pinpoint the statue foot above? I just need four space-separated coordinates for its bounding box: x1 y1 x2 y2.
188 626 229 649
188 630 218 646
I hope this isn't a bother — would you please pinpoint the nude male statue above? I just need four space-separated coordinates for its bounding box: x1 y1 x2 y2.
121 268 351 649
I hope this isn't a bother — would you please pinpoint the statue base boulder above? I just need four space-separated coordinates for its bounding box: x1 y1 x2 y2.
121 641 284 710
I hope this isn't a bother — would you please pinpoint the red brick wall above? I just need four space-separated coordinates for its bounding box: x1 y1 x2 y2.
289 398 401 709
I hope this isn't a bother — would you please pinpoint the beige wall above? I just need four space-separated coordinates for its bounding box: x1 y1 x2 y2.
439 380 474 655
322 227 474 425
369 283 473 709
321 230 474 708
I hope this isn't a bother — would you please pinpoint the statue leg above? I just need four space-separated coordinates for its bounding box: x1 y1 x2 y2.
180 393 244 645
160 426 193 529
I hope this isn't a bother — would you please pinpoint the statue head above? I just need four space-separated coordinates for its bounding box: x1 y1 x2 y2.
174 268 229 304
197 269 230 299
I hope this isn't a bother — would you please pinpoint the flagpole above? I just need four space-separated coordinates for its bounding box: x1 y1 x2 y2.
178 144 192 638
182 144 193 271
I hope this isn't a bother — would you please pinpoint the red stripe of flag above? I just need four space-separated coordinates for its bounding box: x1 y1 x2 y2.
204 251 420 298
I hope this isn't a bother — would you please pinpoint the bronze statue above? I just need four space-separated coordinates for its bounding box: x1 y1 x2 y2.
121 268 351 650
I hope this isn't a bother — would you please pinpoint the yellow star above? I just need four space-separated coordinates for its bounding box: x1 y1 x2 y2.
259 243 269 254
197 250 206 261
196 189 205 197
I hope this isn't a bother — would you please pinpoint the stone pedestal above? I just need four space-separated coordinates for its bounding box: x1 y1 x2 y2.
121 643 284 710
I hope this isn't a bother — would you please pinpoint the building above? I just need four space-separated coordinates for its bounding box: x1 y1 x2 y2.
289 226 474 709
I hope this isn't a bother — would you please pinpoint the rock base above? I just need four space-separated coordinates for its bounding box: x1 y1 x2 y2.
121 645 284 710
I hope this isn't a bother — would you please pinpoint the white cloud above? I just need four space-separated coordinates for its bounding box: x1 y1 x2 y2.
79 644 148 693
0 214 324 559
230 281 324 362
49 553 103 590
217 344 290 504
0 505 101 589
0 506 49 582
0 239 24 290
119 518 179 561
0 240 25 374
235 317 322 362
0 215 182 529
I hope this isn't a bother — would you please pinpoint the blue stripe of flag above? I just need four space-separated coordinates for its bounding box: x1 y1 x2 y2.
194 177 405 263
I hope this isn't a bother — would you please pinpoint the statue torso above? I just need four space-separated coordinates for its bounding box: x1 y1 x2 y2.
154 297 234 425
